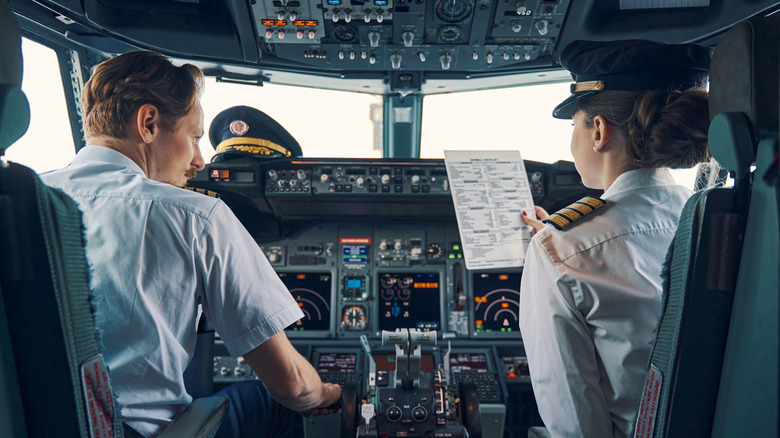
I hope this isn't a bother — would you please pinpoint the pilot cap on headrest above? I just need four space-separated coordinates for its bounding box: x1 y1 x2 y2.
552 39 712 119
208 105 302 162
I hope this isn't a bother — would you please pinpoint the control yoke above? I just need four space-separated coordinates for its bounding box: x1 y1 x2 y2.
382 328 437 389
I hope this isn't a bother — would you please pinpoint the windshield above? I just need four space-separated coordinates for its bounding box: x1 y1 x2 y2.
11 38 700 189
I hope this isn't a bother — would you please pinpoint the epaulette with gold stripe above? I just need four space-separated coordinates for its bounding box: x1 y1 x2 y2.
542 196 606 231
182 186 220 198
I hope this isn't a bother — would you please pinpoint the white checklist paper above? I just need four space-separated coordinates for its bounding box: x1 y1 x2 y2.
444 150 536 269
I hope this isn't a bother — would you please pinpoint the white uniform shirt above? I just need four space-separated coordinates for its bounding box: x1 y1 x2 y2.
519 168 692 438
41 146 303 437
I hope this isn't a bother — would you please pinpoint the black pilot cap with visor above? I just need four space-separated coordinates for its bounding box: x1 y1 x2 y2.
552 39 712 119
209 105 302 162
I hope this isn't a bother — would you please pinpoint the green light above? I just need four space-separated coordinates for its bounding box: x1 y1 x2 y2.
449 254 455 259
453 244 460 250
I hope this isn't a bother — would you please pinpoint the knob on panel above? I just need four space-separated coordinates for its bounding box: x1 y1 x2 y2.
386 405 403 422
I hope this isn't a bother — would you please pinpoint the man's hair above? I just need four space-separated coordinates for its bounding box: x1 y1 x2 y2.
82 50 204 139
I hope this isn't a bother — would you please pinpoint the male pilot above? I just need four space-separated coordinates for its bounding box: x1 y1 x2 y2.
41 50 341 437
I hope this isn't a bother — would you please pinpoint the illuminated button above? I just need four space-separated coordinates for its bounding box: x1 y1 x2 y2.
421 186 431 193
320 174 329 182
210 169 220 179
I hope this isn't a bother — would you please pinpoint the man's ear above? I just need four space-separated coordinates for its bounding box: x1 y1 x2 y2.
591 115 613 152
136 104 160 144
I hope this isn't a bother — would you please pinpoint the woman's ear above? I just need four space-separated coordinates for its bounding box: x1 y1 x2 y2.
136 104 160 144
591 115 612 152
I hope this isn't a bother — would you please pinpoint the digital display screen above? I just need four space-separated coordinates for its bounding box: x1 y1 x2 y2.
450 353 489 373
378 273 440 331
316 352 357 372
261 19 287 26
279 272 332 332
373 353 435 372
342 245 368 264
473 273 521 333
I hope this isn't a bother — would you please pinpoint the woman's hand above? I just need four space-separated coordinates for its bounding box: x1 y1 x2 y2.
522 206 550 233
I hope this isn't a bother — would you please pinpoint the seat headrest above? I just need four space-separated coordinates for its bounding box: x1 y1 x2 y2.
0 3 30 155
709 16 780 140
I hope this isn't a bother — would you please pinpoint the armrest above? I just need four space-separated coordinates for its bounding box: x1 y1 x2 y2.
158 396 229 438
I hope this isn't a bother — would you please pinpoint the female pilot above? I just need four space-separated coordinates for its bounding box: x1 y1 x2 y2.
519 40 711 437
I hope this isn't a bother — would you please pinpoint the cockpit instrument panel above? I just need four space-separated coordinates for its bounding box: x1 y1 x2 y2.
377 272 442 332
278 271 335 337
472 272 522 337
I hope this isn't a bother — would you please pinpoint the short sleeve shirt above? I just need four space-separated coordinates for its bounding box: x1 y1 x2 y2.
519 168 692 438
41 146 303 436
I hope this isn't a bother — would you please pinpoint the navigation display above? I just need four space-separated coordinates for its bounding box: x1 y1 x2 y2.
278 272 332 332
378 272 441 331
473 272 521 334
316 352 357 372
450 353 490 373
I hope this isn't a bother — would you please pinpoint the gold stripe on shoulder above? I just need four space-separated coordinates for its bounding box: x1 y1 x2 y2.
542 195 606 231
182 186 220 198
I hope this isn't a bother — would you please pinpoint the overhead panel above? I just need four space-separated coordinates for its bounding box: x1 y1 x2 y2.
249 0 571 74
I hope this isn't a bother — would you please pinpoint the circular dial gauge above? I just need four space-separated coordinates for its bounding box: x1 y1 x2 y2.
342 306 367 330
334 25 357 43
435 0 474 23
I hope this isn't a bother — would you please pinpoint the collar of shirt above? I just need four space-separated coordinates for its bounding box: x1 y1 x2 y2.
71 145 146 177
602 168 676 201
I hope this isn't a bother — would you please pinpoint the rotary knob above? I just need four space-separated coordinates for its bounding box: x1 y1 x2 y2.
386 406 402 422
412 406 427 422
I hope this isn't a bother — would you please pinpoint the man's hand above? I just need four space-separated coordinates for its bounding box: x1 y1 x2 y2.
298 382 342 417
522 206 550 233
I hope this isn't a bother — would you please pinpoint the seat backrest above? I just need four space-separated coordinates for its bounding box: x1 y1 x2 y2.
633 13 780 438
0 4 125 437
